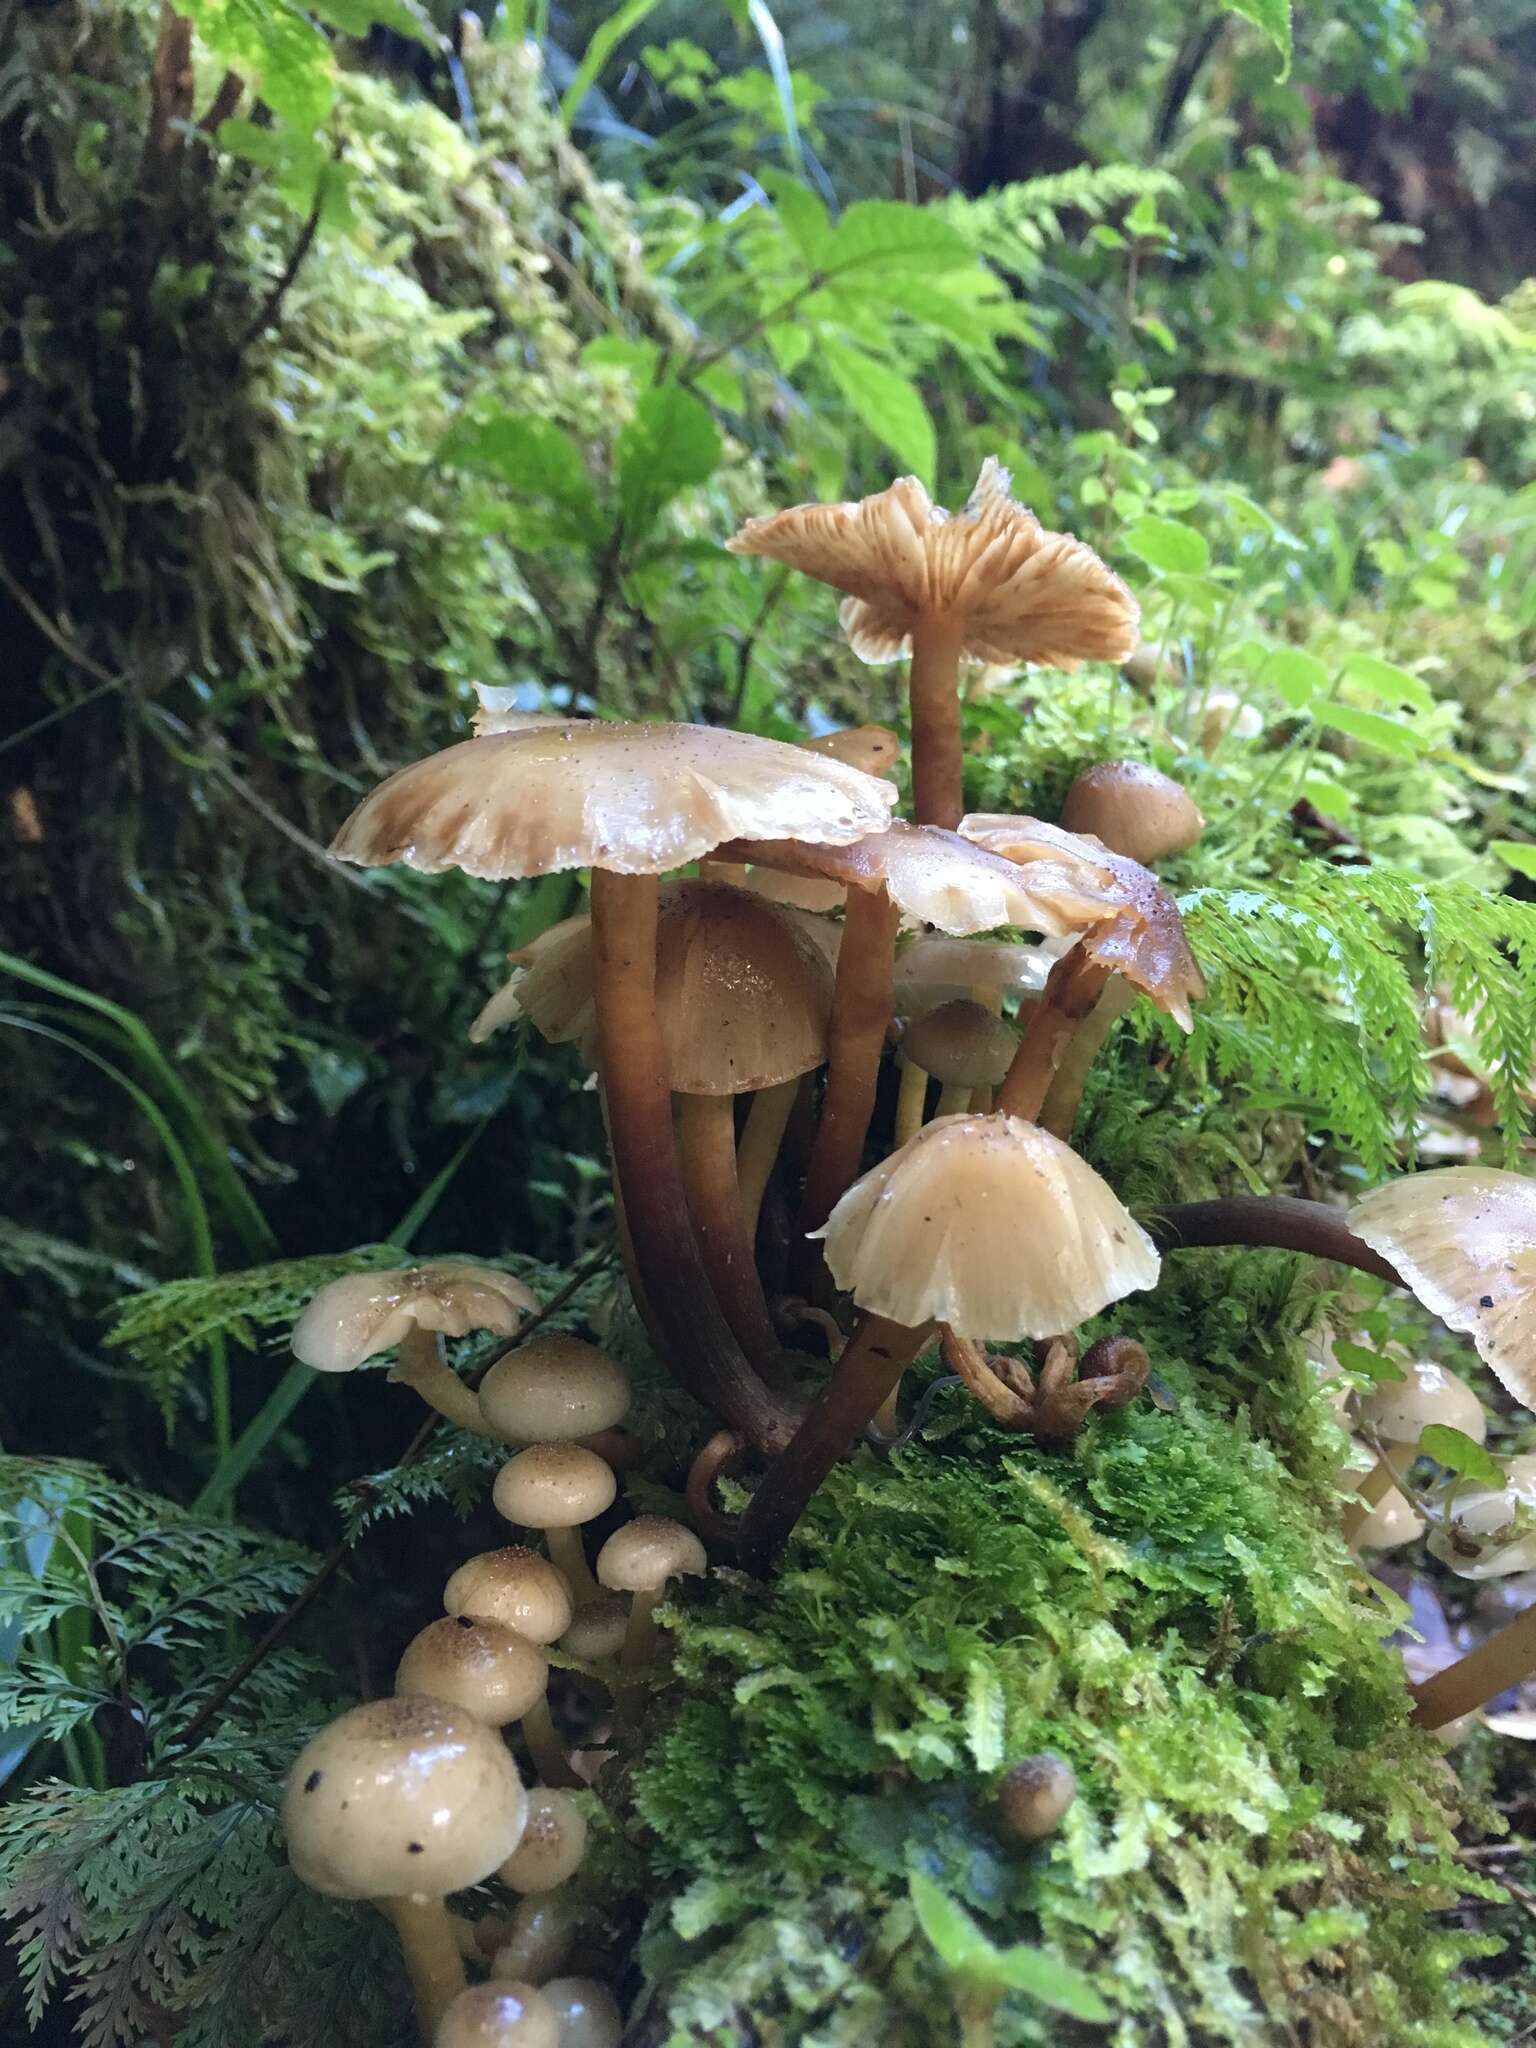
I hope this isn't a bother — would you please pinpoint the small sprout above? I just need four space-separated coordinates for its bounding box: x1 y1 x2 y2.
997 1753 1078 1840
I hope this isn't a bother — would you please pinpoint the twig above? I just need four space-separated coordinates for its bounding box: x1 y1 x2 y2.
234 148 337 355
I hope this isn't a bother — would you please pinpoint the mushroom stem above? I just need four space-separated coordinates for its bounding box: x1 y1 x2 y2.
908 611 970 828
893 1056 929 1148
589 869 803 1457
1038 973 1137 1139
935 1081 972 1120
521 1696 581 1790
792 884 902 1289
1409 1600 1536 1731
390 1326 496 1438
737 1079 799 1244
621 1585 666 1674
677 1092 784 1372
1147 1196 1404 1286
997 946 1109 1121
545 1525 599 1606
686 1428 750 1545
737 1313 936 1571
1340 1454 1398 1544
376 1893 466 2042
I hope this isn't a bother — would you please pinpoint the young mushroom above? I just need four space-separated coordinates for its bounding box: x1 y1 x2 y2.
494 1444 616 1605
558 1594 631 1665
292 1265 540 1436
435 1983 559 2048
444 1548 575 1644
595 1514 707 1688
479 1335 632 1447
729 460 1138 828
283 1697 529 2039
498 1788 589 1895
395 1617 572 1790
1425 1453 1536 1579
1342 1358 1486 1543
488 1894 580 1988
801 724 900 778
542 1980 623 2048
898 998 1018 1130
1059 761 1204 866
996 1754 1077 1841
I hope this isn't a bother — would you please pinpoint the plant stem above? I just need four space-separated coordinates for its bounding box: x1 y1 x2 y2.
390 1325 496 1437
908 612 969 828
792 885 901 1289
677 1092 784 1372
997 947 1108 1121
737 1078 798 1243
589 869 802 1456
736 1314 935 1571
1038 973 1137 1138
376 1894 465 2042
1410 1600 1536 1730
1147 1196 1403 1285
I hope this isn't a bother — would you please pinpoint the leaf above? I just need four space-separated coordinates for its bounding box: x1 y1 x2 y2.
616 387 722 537
1313 702 1428 756
758 171 832 269
1418 1425 1503 1486
559 0 672 130
1333 1340 1406 1386
908 1873 991 1973
1491 841 1536 881
1258 648 1329 709
818 338 935 483
1223 0 1292 78
179 0 335 131
1122 515 1210 576
964 1658 1006 1771
742 0 804 172
1301 774 1356 818
825 200 973 280
989 1943 1113 2020
1341 654 1436 715
910 1877 1112 2019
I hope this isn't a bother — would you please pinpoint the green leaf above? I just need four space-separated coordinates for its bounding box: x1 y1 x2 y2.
1332 1341 1406 1386
910 1878 1111 2020
1418 1424 1502 1487
989 1944 1113 2020
1258 647 1329 708
1341 654 1436 715
1314 702 1428 756
1223 0 1292 77
758 170 832 269
440 415 602 544
1301 774 1356 818
559 0 671 129
1489 841 1536 880
617 386 722 537
825 200 973 279
181 0 335 130
818 338 935 483
908 1874 991 1974
1122 515 1210 576
313 0 439 47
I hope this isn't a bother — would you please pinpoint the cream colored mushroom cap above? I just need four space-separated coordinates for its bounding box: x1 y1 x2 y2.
728 460 1139 671
329 722 896 882
292 1265 540 1374
559 1595 631 1662
497 1788 589 1894
1351 1483 1425 1552
435 1982 558 2048
1349 1167 1536 1408
596 1515 707 1594
443 1548 574 1644
801 725 900 778
1425 1454 1536 1579
479 1334 631 1444
741 865 848 916
283 1696 528 1901
1060 762 1204 866
541 1980 623 2048
395 1617 550 1726
902 1000 1017 1088
816 1112 1160 1340
494 1444 617 1529
1357 1358 1486 1447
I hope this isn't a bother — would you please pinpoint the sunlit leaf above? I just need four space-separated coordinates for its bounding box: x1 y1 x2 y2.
1418 1425 1502 1486
1122 515 1210 576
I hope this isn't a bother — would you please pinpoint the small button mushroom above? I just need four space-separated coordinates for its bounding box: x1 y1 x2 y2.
559 1596 631 1664
489 1893 580 1987
542 1979 622 2048
1351 1480 1426 1553
900 999 1018 1120
1358 1359 1487 1474
1197 689 1263 753
596 1516 707 1682
435 1982 559 2048
479 1335 632 1447
494 1444 617 1605
800 724 900 779
444 1548 575 1645
498 1789 588 1895
997 1753 1077 1841
396 1617 549 1727
1060 762 1204 866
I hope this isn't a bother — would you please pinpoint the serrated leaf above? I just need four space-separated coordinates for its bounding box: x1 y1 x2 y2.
182 0 335 130
1418 1424 1502 1486
616 386 721 537
964 1658 1005 1771
819 338 935 483
1491 840 1536 880
1259 647 1329 708
1122 515 1210 576
1224 0 1291 77
826 200 973 279
1341 654 1435 714
1314 701 1427 756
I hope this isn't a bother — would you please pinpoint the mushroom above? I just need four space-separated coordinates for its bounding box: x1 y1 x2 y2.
996 1754 1077 1841
595 1515 707 1684
479 1335 632 1447
1059 762 1204 866
1411 1597 1536 1735
1197 689 1263 752
801 724 900 778
330 719 896 1461
737 1113 1159 1567
1425 1453 1536 1579
898 998 1018 1133
283 1697 529 2037
435 1983 559 2048
558 1595 631 1665
394 1617 572 1790
498 1788 589 1894
1341 1357 1486 1542
444 1548 575 1644
488 1894 580 1987
494 1444 616 1605
728 461 1138 828
292 1265 540 1436
542 1981 623 2048
1348 1474 1426 1552
894 934 1060 1016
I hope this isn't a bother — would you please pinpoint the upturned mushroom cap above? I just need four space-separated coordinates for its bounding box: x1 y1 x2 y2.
1060 762 1204 866
894 935 1060 1013
1348 1168 1536 1408
329 722 896 882
817 1112 1160 1340
801 725 900 778
283 1696 528 1900
471 914 593 1052
443 1548 574 1644
1426 1454 1536 1578
901 999 1017 1088
494 1445 617 1530
395 1617 550 1726
595 1515 707 1595
435 1983 558 2048
958 813 1206 1030
728 460 1139 671
997 1754 1077 1840
559 1595 631 1662
293 1265 539 1374
479 1335 631 1444
1357 1359 1486 1449
542 1981 623 2048
497 1788 589 1894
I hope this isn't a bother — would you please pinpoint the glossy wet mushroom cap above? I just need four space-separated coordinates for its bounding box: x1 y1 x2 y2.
283 1696 528 1900
542 1980 623 2048
800 725 900 778
443 1548 575 1644
479 1335 631 1445
893 934 1060 1014
1357 1359 1486 1452
595 1516 707 1595
901 999 1018 1090
292 1265 539 1373
497 1789 589 1894
494 1445 617 1530
435 1982 558 2048
395 1618 550 1727
1059 761 1204 866
1426 1454 1536 1578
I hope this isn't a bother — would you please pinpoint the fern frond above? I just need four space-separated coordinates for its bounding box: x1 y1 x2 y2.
955 165 1181 280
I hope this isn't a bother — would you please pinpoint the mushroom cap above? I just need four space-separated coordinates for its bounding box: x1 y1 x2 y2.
1199 690 1263 749
497 1788 589 1894
1059 762 1204 866
479 1334 631 1444
801 725 900 779
559 1595 632 1662
435 1982 558 2048
595 1515 707 1595
330 722 896 882
541 1981 623 2048
817 1112 1160 1340
901 999 1017 1088
443 1548 574 1644
997 1754 1077 1841
1357 1358 1486 1449
1351 1482 1425 1552
958 813 1206 1030
395 1617 550 1726
712 821 1117 941
894 934 1061 1014
293 1265 539 1374
740 865 848 916
488 1895 578 1988
728 460 1139 671
1348 1168 1536 1408
1426 1454 1536 1579
494 1445 617 1530
283 1696 528 1901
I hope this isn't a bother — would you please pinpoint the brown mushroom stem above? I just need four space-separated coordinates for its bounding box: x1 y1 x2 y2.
390 1325 496 1438
997 946 1110 1121
677 1092 784 1372
942 1327 1033 1427
686 1429 750 1545
1410 1600 1536 1731
737 1079 799 1243
737 1313 936 1571
520 1696 582 1790
376 1894 466 2041
1340 1455 1397 1544
1147 1196 1404 1286
893 1057 929 1148
908 611 970 828
544 1525 599 1606
588 869 803 1456
935 1081 972 1119
1038 974 1138 1139
792 885 902 1289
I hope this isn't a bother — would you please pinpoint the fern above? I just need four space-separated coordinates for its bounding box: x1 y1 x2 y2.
954 165 1182 281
